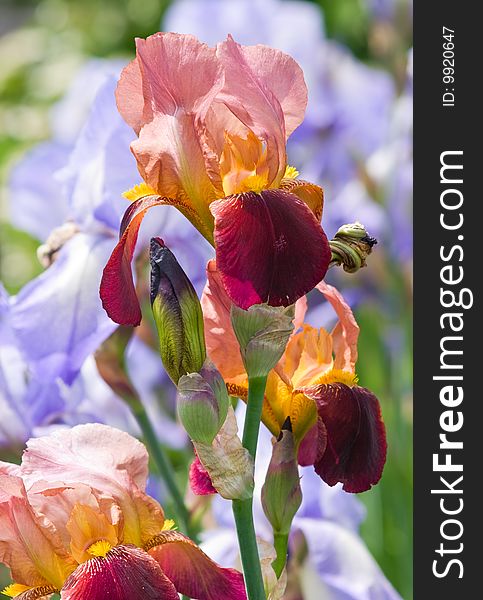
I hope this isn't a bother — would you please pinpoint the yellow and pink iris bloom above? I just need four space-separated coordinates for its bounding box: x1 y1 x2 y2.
199 262 387 493
100 32 331 326
0 424 246 600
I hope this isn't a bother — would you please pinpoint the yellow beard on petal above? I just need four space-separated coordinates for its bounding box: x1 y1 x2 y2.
283 165 299 179
87 539 113 558
2 584 58 599
237 174 268 194
308 368 358 388
123 182 158 201
2 583 30 598
161 519 176 531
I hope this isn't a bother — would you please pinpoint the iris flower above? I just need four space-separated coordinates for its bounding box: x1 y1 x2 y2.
201 262 386 493
202 408 401 599
100 32 331 326
0 424 246 599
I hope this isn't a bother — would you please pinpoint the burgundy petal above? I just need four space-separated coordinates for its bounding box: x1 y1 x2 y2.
304 384 387 493
60 545 179 600
189 455 217 495
210 189 331 309
147 530 247 600
297 417 327 467
100 196 176 326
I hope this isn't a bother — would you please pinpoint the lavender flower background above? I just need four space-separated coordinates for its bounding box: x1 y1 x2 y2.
3 67 213 449
0 0 413 597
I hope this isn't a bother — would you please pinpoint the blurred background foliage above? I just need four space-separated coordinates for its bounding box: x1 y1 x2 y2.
0 0 412 597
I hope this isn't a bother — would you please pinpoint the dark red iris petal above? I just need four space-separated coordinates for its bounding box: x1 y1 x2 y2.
100 196 173 326
61 545 179 600
189 455 217 495
297 417 327 467
149 530 247 600
210 189 331 309
304 383 387 493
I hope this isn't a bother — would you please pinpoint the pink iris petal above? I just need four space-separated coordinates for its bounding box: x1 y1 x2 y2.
201 260 308 383
19 424 155 546
303 384 387 493
116 33 224 206
61 545 179 600
211 189 331 309
189 455 217 496
114 58 144 134
217 35 307 186
0 473 72 590
316 282 360 372
293 294 308 333
0 462 21 477
201 260 246 379
224 41 307 138
100 195 179 326
134 33 222 121
148 530 247 600
20 423 149 492
131 112 218 231
116 32 223 133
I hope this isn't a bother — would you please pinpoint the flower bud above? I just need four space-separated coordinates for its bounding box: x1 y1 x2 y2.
230 303 294 378
199 359 230 418
329 222 377 273
177 361 229 444
261 418 302 535
177 373 221 444
150 237 206 384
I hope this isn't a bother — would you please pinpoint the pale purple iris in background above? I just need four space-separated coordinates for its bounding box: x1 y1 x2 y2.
0 283 30 447
1 281 189 451
3 60 212 449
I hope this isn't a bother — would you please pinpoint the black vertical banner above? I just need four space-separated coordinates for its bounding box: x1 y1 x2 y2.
414 3 479 598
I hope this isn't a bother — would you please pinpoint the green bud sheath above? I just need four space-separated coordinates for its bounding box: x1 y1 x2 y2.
329 222 377 273
150 238 206 384
199 359 230 430
230 303 294 378
194 407 254 500
261 420 302 535
177 372 221 444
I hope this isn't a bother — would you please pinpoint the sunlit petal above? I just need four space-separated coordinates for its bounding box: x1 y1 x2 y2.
61 545 179 600
316 282 359 372
147 530 247 600
211 189 330 309
0 474 74 590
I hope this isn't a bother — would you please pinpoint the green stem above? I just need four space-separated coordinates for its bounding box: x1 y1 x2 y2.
132 404 196 541
233 498 266 600
242 376 268 457
232 375 268 600
272 532 289 579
